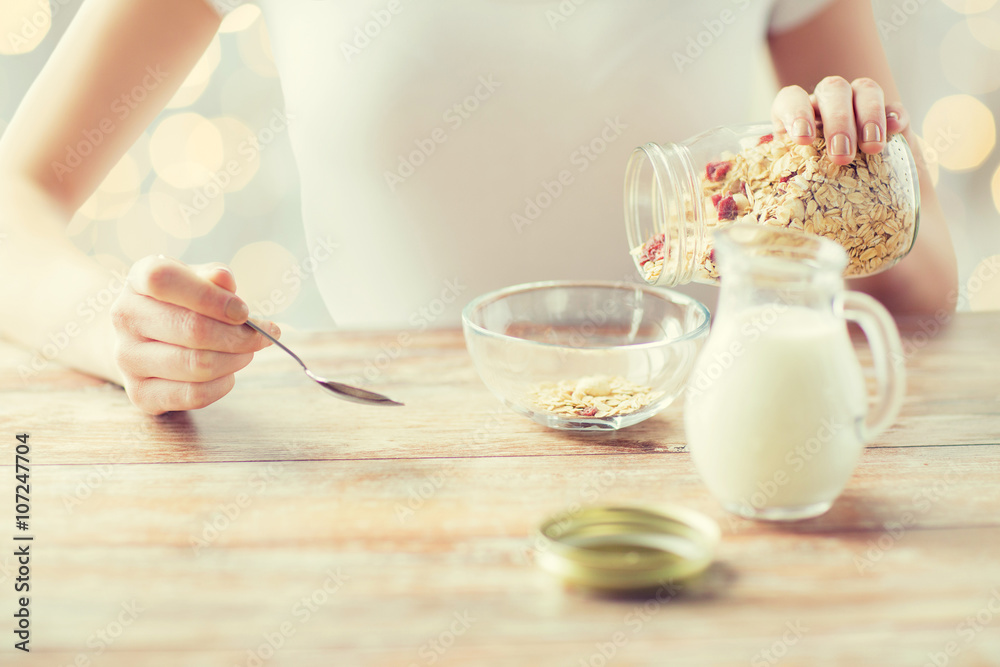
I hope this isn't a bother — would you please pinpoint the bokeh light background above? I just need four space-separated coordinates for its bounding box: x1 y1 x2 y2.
1 0 998 326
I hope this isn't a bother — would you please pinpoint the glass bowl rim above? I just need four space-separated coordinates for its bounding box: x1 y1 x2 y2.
461 279 711 352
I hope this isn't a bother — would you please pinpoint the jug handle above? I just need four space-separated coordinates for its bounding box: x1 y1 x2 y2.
840 291 907 441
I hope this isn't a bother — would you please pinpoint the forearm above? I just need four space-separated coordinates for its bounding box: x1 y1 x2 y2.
0 179 122 383
769 0 958 316
0 0 223 385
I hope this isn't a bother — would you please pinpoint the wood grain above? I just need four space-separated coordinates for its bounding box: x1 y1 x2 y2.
1 312 999 666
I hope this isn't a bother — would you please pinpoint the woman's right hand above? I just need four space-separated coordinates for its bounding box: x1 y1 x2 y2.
110 255 280 415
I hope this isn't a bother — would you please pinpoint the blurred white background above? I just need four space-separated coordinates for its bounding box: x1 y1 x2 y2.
1 0 998 328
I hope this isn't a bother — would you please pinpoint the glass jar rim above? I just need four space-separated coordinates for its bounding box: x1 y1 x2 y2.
534 503 720 592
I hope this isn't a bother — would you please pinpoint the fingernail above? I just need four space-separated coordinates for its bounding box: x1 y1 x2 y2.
829 133 852 156
862 122 882 144
268 322 281 338
791 118 813 138
226 297 249 322
887 111 899 120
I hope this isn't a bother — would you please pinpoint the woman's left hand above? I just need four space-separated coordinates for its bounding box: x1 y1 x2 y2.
771 76 910 166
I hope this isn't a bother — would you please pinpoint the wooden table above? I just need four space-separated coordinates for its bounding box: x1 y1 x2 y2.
2 312 999 666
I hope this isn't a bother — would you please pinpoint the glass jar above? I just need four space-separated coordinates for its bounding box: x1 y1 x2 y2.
623 123 920 287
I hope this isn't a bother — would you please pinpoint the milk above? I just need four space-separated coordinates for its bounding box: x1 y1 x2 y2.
685 304 868 518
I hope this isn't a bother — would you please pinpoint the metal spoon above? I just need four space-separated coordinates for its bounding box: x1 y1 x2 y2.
245 320 403 406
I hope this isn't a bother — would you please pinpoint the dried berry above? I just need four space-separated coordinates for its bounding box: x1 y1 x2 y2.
717 195 738 221
711 193 722 208
639 232 665 265
758 133 774 145
576 406 599 417
705 160 732 182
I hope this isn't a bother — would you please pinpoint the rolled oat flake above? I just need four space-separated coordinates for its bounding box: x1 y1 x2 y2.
624 123 919 286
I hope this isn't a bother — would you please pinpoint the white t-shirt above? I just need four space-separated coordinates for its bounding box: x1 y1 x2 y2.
207 0 834 329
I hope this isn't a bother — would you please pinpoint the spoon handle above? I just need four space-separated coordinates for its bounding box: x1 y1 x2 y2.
245 320 307 371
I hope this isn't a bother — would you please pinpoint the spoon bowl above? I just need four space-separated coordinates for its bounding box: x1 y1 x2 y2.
246 320 403 407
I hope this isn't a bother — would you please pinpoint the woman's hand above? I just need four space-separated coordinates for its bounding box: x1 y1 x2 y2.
110 255 279 415
771 76 910 166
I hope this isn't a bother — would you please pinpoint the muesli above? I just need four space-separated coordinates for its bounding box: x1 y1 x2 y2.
528 375 664 418
633 131 918 282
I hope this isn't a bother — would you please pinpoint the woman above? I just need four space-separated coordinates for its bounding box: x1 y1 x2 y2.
0 0 957 413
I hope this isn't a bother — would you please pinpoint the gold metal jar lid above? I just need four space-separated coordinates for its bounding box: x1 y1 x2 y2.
535 504 720 593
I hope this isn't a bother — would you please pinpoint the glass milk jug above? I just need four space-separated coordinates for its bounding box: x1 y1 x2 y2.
684 225 905 521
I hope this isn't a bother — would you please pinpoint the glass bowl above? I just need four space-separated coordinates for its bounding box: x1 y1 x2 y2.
462 281 710 431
